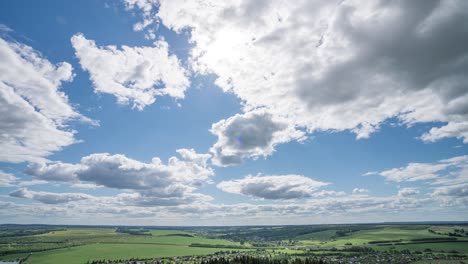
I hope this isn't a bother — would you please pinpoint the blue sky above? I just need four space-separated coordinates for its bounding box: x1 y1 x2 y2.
0 0 467 225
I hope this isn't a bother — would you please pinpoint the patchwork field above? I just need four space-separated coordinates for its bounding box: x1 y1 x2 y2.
0 224 467 264
320 225 445 246
0 227 248 263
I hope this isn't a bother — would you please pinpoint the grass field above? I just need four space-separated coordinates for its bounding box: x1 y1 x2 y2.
37 228 119 238
0 227 247 263
24 243 249 264
0 252 30 262
299 225 467 247
295 230 337 241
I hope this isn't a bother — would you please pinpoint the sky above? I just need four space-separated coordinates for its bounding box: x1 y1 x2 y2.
0 0 467 226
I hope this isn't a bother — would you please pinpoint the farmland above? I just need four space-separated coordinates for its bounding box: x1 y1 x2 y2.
0 223 467 263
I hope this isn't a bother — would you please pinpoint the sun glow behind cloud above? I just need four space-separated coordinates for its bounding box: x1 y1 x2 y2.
0 0 467 225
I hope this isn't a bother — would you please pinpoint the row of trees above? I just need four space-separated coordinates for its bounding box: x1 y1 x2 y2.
88 256 329 264
428 227 467 237
202 256 328 264
115 228 152 236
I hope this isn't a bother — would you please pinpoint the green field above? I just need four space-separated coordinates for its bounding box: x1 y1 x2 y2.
376 241 468 254
292 225 468 249
0 227 248 263
33 228 240 246
1 224 467 264
323 225 442 246
295 230 338 242
25 243 248 264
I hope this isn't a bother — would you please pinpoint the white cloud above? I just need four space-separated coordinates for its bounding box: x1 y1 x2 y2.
0 37 92 163
2 187 462 224
367 155 468 182
432 183 468 198
10 188 92 204
398 187 420 197
0 170 17 187
167 194 434 220
210 111 305 166
25 149 213 206
17 180 49 187
125 0 155 11
125 0 157 20
124 0 158 32
126 0 468 161
124 0 159 40
70 183 102 189
311 190 346 198
0 24 13 32
432 167 468 186
421 121 468 143
352 188 369 194
217 174 328 200
71 33 189 110
117 189 213 206
8 186 211 210
25 162 81 182
76 150 212 189
1 170 48 188
374 163 446 182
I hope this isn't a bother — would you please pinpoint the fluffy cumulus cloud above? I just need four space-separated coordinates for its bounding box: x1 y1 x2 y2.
125 0 468 163
422 122 468 144
367 155 468 182
25 162 82 182
24 149 213 206
217 174 328 200
398 187 420 197
0 37 91 163
210 111 305 166
71 33 189 110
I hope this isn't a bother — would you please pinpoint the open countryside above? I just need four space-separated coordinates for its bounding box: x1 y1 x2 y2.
1 224 467 264
1 1 468 264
